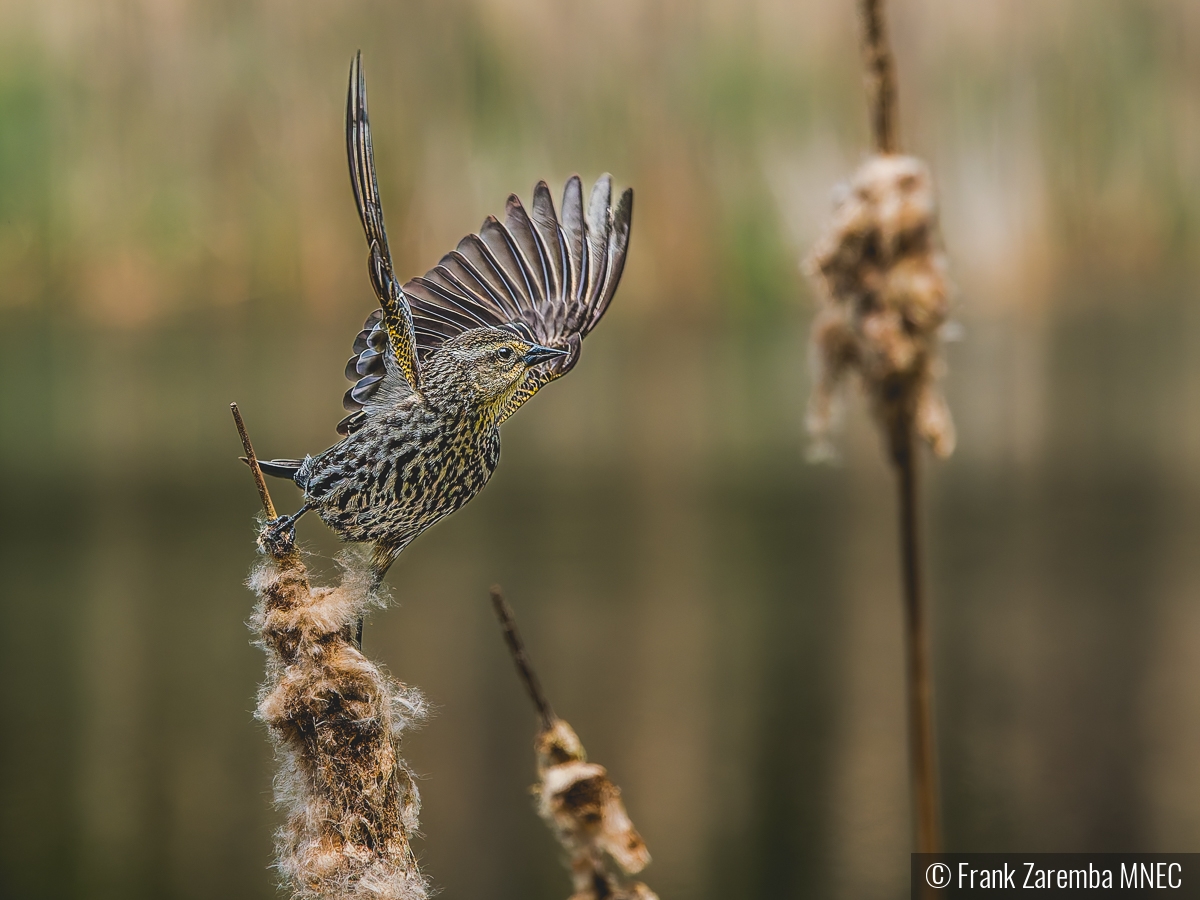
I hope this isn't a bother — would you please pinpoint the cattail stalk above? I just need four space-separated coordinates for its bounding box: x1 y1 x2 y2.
896 418 940 854
858 0 942 855
490 588 657 900
806 0 952 857
861 0 899 155
234 404 428 900
865 0 942 856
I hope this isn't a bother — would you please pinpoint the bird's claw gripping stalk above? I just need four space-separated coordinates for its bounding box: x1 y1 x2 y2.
258 517 296 556
258 504 312 557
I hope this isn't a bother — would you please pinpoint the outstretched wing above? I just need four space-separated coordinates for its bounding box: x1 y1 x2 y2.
341 51 421 432
404 174 633 423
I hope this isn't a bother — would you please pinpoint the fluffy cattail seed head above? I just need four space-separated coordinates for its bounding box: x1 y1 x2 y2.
249 548 428 900
806 153 955 462
534 719 657 900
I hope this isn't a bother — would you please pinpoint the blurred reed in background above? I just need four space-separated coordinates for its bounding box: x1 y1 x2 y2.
2 1 1200 899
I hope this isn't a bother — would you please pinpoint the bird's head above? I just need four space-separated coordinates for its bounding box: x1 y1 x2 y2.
424 327 567 415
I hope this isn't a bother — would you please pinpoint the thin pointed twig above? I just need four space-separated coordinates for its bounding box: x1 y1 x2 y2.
859 0 899 154
490 587 556 731
231 402 277 520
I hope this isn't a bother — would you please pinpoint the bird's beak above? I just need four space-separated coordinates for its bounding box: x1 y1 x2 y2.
523 344 569 366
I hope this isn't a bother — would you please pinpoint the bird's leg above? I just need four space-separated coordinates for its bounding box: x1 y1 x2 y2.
351 543 402 651
259 502 313 555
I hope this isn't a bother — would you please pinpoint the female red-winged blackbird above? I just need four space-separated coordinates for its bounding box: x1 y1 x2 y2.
259 53 632 584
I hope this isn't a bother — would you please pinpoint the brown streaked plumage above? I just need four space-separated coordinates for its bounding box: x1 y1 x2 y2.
259 52 633 585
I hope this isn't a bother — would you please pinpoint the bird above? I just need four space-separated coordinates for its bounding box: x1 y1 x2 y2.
257 52 633 596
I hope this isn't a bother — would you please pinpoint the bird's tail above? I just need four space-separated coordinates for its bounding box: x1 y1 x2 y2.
245 457 304 481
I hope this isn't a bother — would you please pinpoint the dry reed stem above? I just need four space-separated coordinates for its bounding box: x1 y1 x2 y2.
805 0 949 858
860 0 899 155
491 589 657 900
236 405 428 899
491 587 556 731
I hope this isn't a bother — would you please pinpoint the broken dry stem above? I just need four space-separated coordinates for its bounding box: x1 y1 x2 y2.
490 586 556 731
491 587 657 900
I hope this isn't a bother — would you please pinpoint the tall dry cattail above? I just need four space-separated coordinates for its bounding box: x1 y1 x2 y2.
803 0 953 857
235 404 429 900
491 589 657 900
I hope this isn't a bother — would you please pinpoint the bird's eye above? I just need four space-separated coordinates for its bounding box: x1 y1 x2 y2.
496 346 515 361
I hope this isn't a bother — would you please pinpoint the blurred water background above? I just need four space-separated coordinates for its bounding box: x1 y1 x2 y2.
2 1 1200 898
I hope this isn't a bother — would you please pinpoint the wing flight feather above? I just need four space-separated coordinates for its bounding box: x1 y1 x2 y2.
345 52 421 397
337 54 632 433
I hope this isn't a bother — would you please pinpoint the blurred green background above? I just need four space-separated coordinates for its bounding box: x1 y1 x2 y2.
2 0 1200 897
